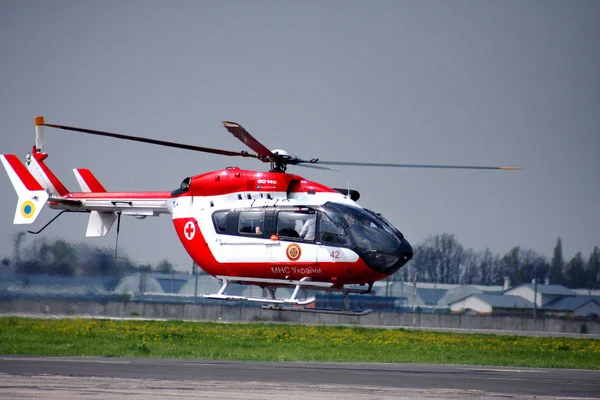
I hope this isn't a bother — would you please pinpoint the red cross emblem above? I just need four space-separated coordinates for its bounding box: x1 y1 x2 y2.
184 221 196 240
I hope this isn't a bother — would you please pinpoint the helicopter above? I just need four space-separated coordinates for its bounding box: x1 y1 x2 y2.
1 116 520 315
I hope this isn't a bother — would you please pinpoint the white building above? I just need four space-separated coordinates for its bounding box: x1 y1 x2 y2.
503 284 575 308
449 294 533 315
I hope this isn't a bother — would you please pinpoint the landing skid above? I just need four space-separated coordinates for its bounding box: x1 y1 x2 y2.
204 275 374 316
262 304 373 316
204 276 321 306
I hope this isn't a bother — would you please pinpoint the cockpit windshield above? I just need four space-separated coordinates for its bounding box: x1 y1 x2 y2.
364 208 404 239
321 203 402 252
320 202 412 274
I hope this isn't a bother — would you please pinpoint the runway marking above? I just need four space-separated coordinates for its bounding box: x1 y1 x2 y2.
465 368 548 373
432 388 485 393
0 357 131 364
182 363 227 367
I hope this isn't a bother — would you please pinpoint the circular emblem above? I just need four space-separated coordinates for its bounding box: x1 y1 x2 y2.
183 221 196 240
286 243 302 261
20 200 35 218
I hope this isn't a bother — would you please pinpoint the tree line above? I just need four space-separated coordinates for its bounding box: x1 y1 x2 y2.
3 232 599 289
2 232 175 277
396 235 599 290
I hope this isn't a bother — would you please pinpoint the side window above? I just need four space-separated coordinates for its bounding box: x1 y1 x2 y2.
238 211 264 235
276 210 316 241
212 211 228 234
276 212 301 238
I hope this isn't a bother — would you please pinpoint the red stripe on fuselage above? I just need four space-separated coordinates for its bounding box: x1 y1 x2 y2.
173 217 387 286
3 154 45 191
67 191 171 200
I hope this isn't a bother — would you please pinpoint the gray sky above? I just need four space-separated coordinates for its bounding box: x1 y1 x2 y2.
1 0 598 271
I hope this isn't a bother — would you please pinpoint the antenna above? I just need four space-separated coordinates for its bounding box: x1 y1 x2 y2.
114 212 121 260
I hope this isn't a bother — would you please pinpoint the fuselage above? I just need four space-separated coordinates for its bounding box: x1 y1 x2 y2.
169 167 413 286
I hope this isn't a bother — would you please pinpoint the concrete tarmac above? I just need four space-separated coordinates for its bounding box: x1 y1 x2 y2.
0 356 598 399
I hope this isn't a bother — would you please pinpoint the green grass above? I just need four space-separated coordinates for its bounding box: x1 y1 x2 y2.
0 317 598 369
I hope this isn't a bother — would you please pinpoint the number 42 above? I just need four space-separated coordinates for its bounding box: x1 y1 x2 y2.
330 250 340 259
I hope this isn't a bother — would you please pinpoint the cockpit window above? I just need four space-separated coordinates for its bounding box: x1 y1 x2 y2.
318 212 350 245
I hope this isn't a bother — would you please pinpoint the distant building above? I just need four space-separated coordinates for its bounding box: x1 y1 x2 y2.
449 294 533 315
542 296 600 319
503 284 575 308
436 285 503 308
372 281 503 311
449 283 600 319
573 289 600 296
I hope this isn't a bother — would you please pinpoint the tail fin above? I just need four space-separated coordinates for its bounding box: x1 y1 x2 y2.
0 154 49 224
73 168 107 192
73 168 117 237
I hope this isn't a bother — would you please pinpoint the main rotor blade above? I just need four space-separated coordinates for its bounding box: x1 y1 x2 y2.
312 160 521 170
42 123 258 158
295 163 337 171
222 121 275 159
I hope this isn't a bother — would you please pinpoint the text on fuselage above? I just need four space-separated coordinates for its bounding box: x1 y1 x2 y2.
271 266 322 275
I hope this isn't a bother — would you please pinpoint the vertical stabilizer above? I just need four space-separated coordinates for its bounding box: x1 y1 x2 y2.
0 154 49 224
73 168 107 192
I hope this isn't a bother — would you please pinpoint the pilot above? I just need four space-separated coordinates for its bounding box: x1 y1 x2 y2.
278 219 299 237
350 214 375 228
347 214 373 249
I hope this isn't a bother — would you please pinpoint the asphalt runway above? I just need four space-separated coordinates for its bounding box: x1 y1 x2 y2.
0 356 598 399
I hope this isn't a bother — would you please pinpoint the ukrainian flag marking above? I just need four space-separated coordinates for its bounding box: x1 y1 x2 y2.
21 200 35 218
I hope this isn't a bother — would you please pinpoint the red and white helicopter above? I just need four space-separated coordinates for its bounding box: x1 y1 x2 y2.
1 117 519 315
